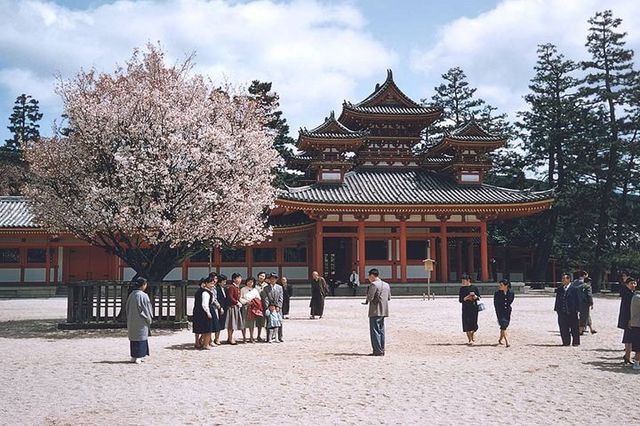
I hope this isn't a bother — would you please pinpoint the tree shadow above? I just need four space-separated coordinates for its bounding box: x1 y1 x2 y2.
165 343 201 351
583 360 638 375
0 319 176 340
528 344 566 347
93 360 135 364
328 352 371 357
586 348 624 353
0 319 123 340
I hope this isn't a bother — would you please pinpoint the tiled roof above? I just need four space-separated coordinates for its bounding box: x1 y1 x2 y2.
0 196 37 228
300 112 368 139
343 104 441 115
447 120 504 142
355 69 421 108
268 211 313 228
341 70 441 117
279 170 554 205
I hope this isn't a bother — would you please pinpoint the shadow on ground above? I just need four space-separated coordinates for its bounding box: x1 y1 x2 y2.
0 319 175 340
328 352 371 357
584 358 639 375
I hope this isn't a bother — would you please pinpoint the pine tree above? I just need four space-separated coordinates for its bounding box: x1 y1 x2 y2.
248 81 298 188
5 93 42 150
517 43 582 281
581 9 636 291
423 67 485 147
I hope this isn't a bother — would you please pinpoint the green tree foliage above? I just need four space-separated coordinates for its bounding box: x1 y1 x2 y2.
5 93 42 150
422 67 485 148
516 44 583 281
248 80 299 188
580 9 636 291
1 94 41 195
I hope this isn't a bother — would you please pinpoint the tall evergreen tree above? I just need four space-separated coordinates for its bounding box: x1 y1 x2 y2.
5 93 42 150
422 67 485 147
581 9 636 291
517 44 581 281
248 80 298 188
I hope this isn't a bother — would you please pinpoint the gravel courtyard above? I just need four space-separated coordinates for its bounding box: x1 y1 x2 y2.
0 295 637 426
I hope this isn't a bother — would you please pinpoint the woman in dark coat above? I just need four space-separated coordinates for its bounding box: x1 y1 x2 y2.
192 276 220 349
310 271 328 319
494 279 514 348
459 274 480 345
618 278 637 364
213 273 228 345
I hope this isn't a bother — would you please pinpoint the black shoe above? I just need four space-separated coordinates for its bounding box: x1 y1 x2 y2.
572 343 580 346
368 352 384 356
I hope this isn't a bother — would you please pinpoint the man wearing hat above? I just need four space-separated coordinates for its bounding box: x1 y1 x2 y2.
261 272 284 342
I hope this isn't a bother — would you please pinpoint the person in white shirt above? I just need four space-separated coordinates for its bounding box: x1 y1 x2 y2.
349 269 360 296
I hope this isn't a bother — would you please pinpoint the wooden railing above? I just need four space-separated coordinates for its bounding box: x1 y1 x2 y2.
59 281 191 330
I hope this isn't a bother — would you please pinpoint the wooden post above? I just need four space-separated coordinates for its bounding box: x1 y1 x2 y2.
45 239 51 285
480 220 489 282
466 238 474 276
357 218 366 281
399 219 407 282
315 220 323 275
456 239 462 280
438 216 449 282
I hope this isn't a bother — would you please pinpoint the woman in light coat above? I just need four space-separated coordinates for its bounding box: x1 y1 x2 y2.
126 277 154 364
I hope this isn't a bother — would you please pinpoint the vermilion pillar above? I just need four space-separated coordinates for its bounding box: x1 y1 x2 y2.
358 219 366 280
439 220 449 282
480 220 489 282
315 220 323 275
466 238 474 277
456 240 463 280
399 219 407 282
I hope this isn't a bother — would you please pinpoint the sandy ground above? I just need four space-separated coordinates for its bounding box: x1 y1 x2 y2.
0 295 637 426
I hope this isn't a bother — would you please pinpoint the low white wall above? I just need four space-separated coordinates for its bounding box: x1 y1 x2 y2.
219 267 248 279
24 268 46 282
281 266 309 280
122 267 183 281
365 265 392 279
0 268 20 282
187 267 211 280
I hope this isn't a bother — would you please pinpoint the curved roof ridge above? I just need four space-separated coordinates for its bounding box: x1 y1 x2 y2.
449 119 500 138
353 69 422 108
300 111 367 136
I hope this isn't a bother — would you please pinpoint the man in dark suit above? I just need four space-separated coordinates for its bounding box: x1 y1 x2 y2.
362 268 391 356
555 272 581 346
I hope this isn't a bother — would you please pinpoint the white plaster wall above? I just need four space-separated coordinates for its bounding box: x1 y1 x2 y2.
24 268 46 282
365 265 392 279
219 267 248 279
0 268 20 282
188 267 211 280
165 268 183 281
282 266 309 280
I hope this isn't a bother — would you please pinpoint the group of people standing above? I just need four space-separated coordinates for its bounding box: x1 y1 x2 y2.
191 271 292 347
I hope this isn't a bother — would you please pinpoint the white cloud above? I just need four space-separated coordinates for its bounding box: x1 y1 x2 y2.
0 0 396 138
410 0 640 121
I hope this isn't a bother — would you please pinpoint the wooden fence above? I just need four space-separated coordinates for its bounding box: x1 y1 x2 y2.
58 281 191 330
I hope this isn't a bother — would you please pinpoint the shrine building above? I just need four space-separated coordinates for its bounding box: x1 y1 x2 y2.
0 70 553 290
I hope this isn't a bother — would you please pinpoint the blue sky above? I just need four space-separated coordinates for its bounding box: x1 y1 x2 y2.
1 0 639 144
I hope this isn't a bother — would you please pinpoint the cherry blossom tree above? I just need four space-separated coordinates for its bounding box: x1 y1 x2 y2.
24 45 280 280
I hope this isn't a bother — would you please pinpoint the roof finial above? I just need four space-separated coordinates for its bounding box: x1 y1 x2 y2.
329 110 335 120
387 69 393 80
375 83 380 91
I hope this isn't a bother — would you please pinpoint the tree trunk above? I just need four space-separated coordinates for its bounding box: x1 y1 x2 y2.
531 209 558 282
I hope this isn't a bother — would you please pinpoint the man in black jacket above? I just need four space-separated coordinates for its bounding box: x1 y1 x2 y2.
554 273 581 346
